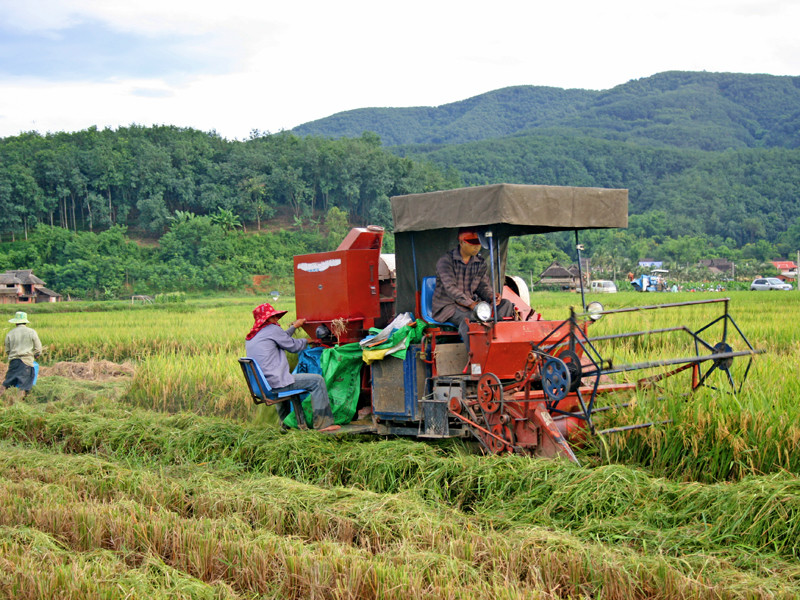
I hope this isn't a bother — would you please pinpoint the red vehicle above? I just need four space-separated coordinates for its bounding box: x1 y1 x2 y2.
274 184 761 462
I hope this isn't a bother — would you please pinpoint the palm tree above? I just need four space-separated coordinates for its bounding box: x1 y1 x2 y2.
210 208 241 232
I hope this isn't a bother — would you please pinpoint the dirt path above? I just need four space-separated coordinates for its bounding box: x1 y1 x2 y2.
0 359 134 382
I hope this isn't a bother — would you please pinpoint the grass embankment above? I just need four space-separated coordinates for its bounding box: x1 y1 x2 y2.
0 291 797 598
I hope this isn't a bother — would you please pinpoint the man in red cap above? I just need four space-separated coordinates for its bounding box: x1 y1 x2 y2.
245 303 339 432
431 228 516 357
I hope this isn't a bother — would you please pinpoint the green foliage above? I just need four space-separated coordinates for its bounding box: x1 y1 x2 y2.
400 135 800 251
154 292 186 303
324 205 349 245
505 235 570 279
209 208 241 231
0 126 452 240
3 223 354 298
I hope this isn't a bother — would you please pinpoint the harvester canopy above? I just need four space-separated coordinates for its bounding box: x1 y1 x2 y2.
392 183 628 314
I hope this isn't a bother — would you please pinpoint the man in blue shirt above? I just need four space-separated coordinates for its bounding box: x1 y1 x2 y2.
245 303 339 432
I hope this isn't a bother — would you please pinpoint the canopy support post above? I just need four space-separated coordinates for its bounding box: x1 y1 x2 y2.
575 230 587 312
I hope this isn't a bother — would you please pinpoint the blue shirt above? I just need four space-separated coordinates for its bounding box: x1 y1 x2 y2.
244 323 307 389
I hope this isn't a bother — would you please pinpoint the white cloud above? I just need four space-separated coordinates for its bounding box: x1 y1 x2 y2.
0 0 798 139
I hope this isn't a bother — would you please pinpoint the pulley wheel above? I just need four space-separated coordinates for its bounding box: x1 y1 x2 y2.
713 342 733 371
558 349 583 391
541 357 571 402
477 373 503 414
487 423 515 454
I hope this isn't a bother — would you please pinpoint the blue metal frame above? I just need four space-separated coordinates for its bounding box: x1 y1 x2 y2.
238 357 309 428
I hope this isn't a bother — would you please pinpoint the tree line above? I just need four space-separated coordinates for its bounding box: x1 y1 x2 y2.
1 124 797 298
398 133 800 258
0 126 457 240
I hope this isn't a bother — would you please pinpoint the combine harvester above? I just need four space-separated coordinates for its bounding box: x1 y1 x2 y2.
631 269 671 292
246 184 762 462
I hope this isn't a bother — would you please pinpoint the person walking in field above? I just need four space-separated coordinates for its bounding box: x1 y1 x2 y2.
245 303 340 432
2 311 42 398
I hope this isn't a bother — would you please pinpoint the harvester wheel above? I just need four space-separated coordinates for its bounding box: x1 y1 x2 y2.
477 373 503 413
541 357 571 402
557 349 583 391
713 342 734 371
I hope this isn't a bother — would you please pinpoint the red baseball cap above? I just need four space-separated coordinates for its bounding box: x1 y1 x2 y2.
458 228 481 245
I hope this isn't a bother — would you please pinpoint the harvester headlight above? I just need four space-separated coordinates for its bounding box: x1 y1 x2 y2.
474 301 493 322
586 301 605 321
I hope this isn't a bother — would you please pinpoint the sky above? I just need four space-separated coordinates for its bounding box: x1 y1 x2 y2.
1 0 798 141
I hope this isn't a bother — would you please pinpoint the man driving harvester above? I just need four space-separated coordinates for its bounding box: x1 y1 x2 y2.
431 228 516 358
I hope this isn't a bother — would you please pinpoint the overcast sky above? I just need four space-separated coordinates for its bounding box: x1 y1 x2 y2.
1 0 798 140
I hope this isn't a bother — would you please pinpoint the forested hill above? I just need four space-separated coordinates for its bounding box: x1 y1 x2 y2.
2 70 800 298
292 71 800 150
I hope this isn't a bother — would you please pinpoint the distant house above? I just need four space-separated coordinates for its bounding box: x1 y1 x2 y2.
0 270 62 304
638 259 663 269
536 261 583 290
698 258 734 277
772 260 797 282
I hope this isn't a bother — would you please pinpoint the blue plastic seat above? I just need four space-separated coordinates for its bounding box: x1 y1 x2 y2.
238 357 309 429
421 276 455 327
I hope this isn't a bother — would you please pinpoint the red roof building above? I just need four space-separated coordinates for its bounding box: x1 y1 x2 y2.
771 261 798 282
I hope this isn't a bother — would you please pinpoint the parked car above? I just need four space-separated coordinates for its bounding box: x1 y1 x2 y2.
750 277 793 291
590 280 618 293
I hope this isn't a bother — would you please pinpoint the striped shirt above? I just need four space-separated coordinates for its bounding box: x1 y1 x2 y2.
431 248 493 322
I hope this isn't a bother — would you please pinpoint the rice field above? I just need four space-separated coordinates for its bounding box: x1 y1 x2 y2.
0 290 798 599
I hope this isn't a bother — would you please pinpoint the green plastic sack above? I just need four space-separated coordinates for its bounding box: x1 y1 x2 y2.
282 342 363 428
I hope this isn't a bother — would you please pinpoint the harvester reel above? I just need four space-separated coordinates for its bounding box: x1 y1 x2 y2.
691 308 761 393
541 357 571 402
477 373 503 414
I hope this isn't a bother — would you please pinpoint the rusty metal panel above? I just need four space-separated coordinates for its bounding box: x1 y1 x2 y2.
432 342 468 376
371 345 427 419
371 358 406 415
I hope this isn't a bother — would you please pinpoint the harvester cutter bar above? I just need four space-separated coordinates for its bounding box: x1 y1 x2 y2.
587 326 691 343
597 348 763 377
582 297 731 317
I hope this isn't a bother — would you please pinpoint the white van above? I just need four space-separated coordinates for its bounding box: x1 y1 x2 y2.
590 280 617 293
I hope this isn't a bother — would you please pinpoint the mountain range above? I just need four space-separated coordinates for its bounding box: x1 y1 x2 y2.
293 71 800 151
292 71 800 253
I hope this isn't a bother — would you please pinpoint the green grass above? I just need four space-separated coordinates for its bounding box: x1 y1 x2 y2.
0 291 798 598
